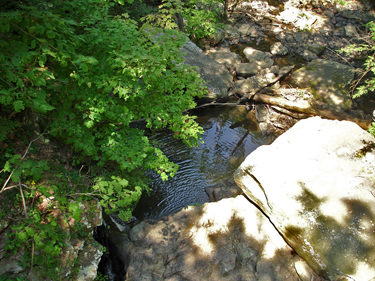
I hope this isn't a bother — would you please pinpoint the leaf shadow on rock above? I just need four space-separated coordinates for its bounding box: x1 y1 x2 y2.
121 195 323 280
285 183 375 280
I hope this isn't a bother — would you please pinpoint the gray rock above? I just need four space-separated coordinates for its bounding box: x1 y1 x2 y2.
243 47 274 69
129 221 148 241
205 180 243 202
235 62 262 77
270 42 289 56
234 72 276 97
293 31 309 43
305 42 326 55
206 48 241 70
237 23 258 38
181 41 232 101
234 116 375 280
0 260 24 276
270 65 280 74
120 196 320 281
344 23 357 37
291 59 355 110
299 48 319 61
224 25 240 41
209 27 225 46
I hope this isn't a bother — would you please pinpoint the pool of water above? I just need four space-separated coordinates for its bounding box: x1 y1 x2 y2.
133 106 271 220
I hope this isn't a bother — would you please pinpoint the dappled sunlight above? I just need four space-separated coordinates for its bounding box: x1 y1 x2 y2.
189 196 292 259
319 198 349 225
234 117 375 279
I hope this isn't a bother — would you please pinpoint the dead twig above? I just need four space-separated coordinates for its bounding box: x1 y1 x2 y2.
19 182 28 218
326 46 355 68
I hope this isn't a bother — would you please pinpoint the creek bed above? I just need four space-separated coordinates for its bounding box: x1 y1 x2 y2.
133 106 271 220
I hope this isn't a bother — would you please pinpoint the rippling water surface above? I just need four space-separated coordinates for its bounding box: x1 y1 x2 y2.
133 106 271 220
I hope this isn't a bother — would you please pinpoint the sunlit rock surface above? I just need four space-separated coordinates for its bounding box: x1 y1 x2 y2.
121 196 320 280
291 59 355 111
234 116 375 280
206 48 241 70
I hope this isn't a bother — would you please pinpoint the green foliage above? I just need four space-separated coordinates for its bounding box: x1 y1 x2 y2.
143 0 223 40
334 0 346 5
0 0 207 277
340 21 375 137
340 21 375 99
182 0 223 40
0 0 205 214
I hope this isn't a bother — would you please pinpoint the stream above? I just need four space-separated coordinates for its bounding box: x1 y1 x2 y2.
95 106 271 281
133 106 271 220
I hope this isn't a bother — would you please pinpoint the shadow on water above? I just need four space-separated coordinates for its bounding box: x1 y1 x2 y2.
133 106 271 221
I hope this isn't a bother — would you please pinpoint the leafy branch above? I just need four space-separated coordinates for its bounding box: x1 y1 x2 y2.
340 21 375 99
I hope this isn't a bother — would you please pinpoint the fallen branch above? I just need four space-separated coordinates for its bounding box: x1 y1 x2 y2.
191 102 246 110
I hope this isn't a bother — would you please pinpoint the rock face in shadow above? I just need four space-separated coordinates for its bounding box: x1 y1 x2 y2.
181 41 233 101
116 196 321 281
234 116 375 280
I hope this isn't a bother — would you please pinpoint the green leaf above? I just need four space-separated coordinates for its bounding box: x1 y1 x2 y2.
80 63 88 72
39 54 47 67
17 231 29 242
30 40 36 49
13 100 25 112
11 56 21 66
46 30 56 38
25 226 36 236
3 161 12 172
34 233 42 246
33 99 54 113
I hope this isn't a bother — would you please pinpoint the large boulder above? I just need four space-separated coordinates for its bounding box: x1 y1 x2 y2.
115 196 321 280
291 59 355 111
181 41 233 101
234 117 375 280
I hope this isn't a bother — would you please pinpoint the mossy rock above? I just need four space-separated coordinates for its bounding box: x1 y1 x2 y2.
291 59 355 111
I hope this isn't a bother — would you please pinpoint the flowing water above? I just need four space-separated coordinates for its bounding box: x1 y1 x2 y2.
133 106 271 221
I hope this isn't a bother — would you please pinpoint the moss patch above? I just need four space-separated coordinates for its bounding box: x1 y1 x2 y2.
354 140 375 158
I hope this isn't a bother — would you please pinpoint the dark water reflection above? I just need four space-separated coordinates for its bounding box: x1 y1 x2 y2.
133 106 271 220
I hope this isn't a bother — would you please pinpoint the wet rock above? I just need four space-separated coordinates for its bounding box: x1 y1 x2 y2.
234 116 375 280
270 42 289 56
205 180 243 202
